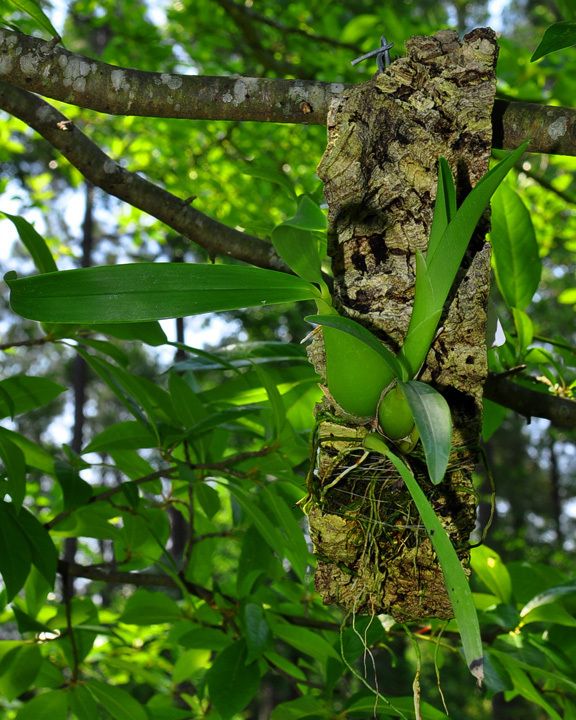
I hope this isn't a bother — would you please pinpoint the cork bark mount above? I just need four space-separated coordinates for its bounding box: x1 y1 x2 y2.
305 29 498 621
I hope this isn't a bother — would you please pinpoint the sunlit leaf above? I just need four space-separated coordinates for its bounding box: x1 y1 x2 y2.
363 435 484 685
491 184 540 310
531 21 576 61
6 263 320 323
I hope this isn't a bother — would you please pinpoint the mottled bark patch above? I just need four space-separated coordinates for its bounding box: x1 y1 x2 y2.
305 28 497 620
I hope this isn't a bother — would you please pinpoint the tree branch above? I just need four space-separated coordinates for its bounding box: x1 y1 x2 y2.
2 28 575 155
484 373 576 428
0 80 285 271
0 28 338 125
59 559 341 630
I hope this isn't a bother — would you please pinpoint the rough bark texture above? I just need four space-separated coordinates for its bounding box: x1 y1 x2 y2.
305 28 498 620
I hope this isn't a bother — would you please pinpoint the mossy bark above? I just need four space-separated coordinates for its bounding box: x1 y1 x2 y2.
305 28 498 621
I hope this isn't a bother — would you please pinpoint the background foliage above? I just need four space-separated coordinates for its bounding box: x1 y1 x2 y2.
0 0 575 718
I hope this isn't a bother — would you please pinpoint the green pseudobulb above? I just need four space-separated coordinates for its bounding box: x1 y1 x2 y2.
323 326 393 418
378 383 416 440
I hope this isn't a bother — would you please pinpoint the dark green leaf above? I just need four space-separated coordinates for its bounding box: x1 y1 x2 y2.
86 680 148 720
0 432 26 508
169 372 207 428
270 696 328 719
531 21 576 61
0 428 55 475
267 618 340 663
0 644 42 700
0 375 66 419
82 421 157 454
12 605 52 633
0 211 58 273
89 321 168 346
14 689 68 720
6 263 319 323
206 640 261 719
491 184 541 310
244 603 271 662
0 501 32 600
119 589 182 625
54 460 93 511
174 341 308 371
255 365 286 437
69 685 99 720
240 160 296 198
15 506 57 587
481 399 508 442
402 380 452 485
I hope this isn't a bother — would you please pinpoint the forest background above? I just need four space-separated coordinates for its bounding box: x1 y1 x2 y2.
0 0 576 718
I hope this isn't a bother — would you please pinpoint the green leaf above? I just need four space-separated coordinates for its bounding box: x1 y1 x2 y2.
520 583 576 619
271 195 326 283
86 680 148 720
471 545 512 604
119 589 182 625
169 372 208 428
427 157 456 261
363 435 484 684
244 603 271 662
0 644 42 701
69 684 99 720
255 365 286 437
15 506 57 587
0 375 66 420
82 421 157 454
14 689 68 720
531 21 576 61
267 618 340 663
401 142 529 376
401 380 452 485
306 314 406 379
285 195 327 232
206 640 261 719
6 263 320 324
512 308 534 359
490 651 563 720
271 224 322 283
491 184 540 310
0 211 58 274
482 399 508 441
54 460 93 511
346 695 448 718
0 427 55 475
240 160 296 199
0 501 32 601
270 696 328 719
0 432 26 508
89 321 167 346
4 0 60 38
260 485 311 582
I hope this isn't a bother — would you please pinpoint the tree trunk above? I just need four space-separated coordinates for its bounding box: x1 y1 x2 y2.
305 28 498 620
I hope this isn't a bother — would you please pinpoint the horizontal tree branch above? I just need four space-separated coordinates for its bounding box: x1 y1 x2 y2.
484 373 576 428
58 559 341 631
0 80 285 271
2 28 576 155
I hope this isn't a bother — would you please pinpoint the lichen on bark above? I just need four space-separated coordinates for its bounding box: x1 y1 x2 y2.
304 28 498 620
